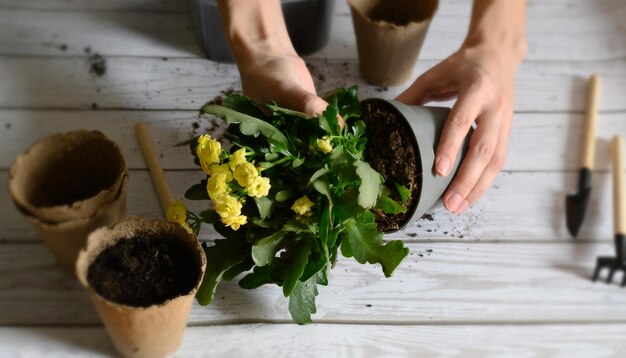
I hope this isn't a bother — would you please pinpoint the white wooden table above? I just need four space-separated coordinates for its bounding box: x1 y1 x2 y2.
1 0 626 356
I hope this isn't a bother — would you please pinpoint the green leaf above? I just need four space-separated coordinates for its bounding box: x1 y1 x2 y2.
313 179 332 205
319 204 331 246
354 160 382 209
202 104 289 146
254 196 274 220
317 97 340 136
223 257 254 281
323 86 361 122
292 158 304 168
275 189 292 202
251 231 285 266
199 209 220 223
394 182 411 205
281 239 312 297
265 152 280 161
344 211 408 277
375 195 407 215
222 93 267 118
309 166 329 185
239 265 273 289
264 103 313 119
196 235 252 305
288 270 325 325
184 182 209 200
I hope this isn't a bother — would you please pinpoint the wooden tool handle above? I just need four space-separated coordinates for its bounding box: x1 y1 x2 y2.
580 75 601 168
135 122 174 217
612 136 625 235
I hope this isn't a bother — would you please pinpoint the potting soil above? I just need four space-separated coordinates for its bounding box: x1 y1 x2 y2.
87 233 200 307
362 101 421 232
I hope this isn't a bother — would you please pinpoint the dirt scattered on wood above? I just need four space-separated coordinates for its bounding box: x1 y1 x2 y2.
88 53 107 77
204 88 235 107
87 233 200 307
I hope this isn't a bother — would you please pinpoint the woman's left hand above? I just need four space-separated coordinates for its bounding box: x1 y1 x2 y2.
396 43 524 214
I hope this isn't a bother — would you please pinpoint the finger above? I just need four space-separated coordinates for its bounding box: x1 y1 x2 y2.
456 127 510 214
279 86 329 116
434 87 484 177
442 109 501 212
277 85 345 128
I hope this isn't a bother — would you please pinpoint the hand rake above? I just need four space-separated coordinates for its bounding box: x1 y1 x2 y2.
592 136 626 286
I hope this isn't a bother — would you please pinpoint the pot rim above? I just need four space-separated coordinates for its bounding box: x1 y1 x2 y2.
76 216 207 310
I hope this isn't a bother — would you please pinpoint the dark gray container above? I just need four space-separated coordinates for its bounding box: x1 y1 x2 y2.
190 0 335 62
362 99 472 232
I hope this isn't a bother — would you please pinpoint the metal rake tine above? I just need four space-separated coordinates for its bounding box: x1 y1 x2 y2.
607 267 617 283
592 264 603 281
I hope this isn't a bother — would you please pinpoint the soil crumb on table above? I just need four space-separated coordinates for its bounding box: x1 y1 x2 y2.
87 233 200 307
88 53 107 77
362 100 421 232
205 88 236 106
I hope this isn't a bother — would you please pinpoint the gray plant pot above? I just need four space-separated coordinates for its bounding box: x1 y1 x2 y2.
361 98 472 232
189 0 335 62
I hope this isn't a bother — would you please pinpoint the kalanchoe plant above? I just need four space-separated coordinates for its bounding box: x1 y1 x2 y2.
172 86 409 324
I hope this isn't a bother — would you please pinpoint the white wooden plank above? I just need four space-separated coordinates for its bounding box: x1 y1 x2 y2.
1 0 625 61
0 57 625 111
0 241 624 325
330 0 626 62
0 0 188 12
2 324 626 357
0 8 201 58
0 170 617 242
2 111 625 172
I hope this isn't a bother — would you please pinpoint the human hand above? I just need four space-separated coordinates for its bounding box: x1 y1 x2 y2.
396 43 524 214
238 51 329 116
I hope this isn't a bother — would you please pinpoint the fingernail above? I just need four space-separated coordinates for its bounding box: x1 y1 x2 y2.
455 200 470 215
445 192 463 212
436 155 451 176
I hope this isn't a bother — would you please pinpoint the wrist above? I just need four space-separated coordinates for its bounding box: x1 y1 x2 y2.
218 0 296 65
462 32 527 65
462 0 527 64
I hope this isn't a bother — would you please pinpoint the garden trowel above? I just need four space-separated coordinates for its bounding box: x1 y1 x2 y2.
566 75 601 238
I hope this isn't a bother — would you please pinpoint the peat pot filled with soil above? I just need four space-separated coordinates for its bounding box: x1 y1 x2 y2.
8 130 128 274
76 217 207 358
361 98 472 232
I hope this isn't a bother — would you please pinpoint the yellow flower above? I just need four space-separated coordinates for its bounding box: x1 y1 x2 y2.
222 214 247 231
207 172 229 200
208 163 233 182
166 199 193 234
233 162 258 187
214 194 243 219
247 176 271 198
291 195 314 215
196 134 222 174
229 148 247 171
316 136 333 154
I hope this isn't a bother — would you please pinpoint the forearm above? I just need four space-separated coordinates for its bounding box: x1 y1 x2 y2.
463 0 527 63
217 0 295 62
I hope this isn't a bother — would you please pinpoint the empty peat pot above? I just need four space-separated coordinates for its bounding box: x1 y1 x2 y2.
348 0 438 86
8 130 128 273
361 98 471 232
76 217 207 358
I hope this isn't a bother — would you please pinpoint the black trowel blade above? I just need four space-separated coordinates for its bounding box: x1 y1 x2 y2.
566 187 591 238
